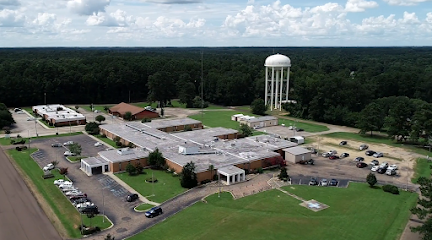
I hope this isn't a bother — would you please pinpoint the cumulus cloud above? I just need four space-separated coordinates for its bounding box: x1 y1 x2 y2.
144 0 201 3
86 10 132 26
67 0 110 16
345 0 378 12
32 13 56 26
0 9 25 27
383 0 432 6
0 0 19 6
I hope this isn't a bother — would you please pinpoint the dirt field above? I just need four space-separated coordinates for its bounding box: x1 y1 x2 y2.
0 148 61 240
300 136 419 188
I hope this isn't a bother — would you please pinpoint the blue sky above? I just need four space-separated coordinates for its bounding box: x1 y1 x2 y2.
0 0 431 47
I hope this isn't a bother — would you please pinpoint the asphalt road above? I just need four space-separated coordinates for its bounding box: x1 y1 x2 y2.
0 148 61 240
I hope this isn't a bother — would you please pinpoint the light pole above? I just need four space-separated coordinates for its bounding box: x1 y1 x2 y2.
34 120 38 137
102 187 105 223
28 129 30 148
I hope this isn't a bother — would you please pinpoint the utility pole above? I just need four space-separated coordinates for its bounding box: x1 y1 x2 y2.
201 50 204 122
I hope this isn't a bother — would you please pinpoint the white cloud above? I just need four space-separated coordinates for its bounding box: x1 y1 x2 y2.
383 0 432 6
345 0 378 12
143 0 201 4
0 9 25 27
32 12 56 26
67 0 110 15
86 10 132 26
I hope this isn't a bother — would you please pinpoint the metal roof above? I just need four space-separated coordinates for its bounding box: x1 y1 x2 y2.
283 146 311 155
245 116 277 123
143 117 201 129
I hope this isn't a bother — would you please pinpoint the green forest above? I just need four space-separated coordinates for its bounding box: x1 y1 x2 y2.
1 47 432 134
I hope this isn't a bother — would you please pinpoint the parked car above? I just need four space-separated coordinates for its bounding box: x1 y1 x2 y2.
63 141 74 146
14 108 22 112
69 194 88 201
377 168 386 174
80 205 99 214
61 187 77 192
329 179 339 186
339 141 347 146
126 193 139 202
59 182 73 189
76 202 95 209
51 143 62 147
145 206 163 218
340 153 349 158
354 157 365 162
329 155 340 160
54 179 70 185
297 159 315 165
371 165 380 172
359 144 369 150
306 147 318 154
65 190 83 196
296 128 304 132
43 163 55 171
356 162 368 168
370 160 380 166
72 198 90 206
386 169 397 176
322 150 337 157
320 179 328 186
373 152 383 158
64 151 76 156
388 164 398 170
27 117 36 121
379 162 389 169
94 142 103 147
365 150 376 156
309 177 319 186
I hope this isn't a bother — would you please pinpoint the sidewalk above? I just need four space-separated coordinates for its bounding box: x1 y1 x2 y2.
103 172 159 206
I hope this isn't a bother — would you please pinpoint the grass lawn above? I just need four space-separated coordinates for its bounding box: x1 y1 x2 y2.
128 183 416 240
324 132 432 156
412 158 432 183
8 149 111 238
132 100 224 110
135 203 155 211
277 118 329 133
95 135 118 148
68 156 86 162
116 170 186 203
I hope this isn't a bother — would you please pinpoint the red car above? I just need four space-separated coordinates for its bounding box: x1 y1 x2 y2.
329 155 340 160
356 162 368 168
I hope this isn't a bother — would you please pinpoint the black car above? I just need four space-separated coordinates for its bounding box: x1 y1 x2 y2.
339 141 347 146
365 150 376 156
80 205 99 214
309 177 318 186
329 179 339 186
356 162 368 168
296 128 304 132
145 206 163 218
377 168 386 174
371 159 380 166
51 143 62 147
354 157 365 162
340 153 349 158
126 193 139 202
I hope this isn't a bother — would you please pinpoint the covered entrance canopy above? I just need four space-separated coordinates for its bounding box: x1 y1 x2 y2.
218 165 245 185
81 156 109 176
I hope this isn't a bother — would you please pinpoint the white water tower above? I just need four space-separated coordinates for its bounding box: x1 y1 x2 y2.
264 54 291 111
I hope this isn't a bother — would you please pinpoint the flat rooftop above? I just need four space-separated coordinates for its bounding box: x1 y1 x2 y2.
283 146 310 155
143 118 201 129
99 148 150 163
82 156 108 166
99 122 296 173
246 116 277 123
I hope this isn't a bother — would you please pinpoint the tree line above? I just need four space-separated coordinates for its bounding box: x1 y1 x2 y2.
1 47 432 129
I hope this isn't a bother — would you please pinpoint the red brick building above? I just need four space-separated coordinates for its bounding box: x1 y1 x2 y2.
109 102 159 120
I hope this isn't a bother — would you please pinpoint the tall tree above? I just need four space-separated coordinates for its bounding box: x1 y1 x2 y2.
384 97 415 141
366 173 377 187
411 177 432 239
250 99 267 115
148 148 166 169
181 161 198 188
95 115 106 124
69 143 82 155
239 123 253 137
176 73 196 108
147 71 176 107
356 102 385 136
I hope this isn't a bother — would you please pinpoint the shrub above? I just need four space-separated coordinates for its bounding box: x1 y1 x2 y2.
115 141 122 147
10 139 15 144
15 146 22 151
81 226 101 235
17 134 21 138
146 177 158 183
126 163 137 176
382 184 399 194
257 168 264 174
141 118 152 123
100 134 107 138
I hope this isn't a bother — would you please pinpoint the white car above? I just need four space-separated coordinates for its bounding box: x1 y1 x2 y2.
371 165 380 172
320 179 328 186
64 151 76 156
76 202 94 209
63 141 74 146
373 152 384 158
388 164 398 170
59 182 73 189
386 169 397 176
61 187 77 192
94 142 102 147
54 179 67 185
379 162 389 168
65 190 83 196
43 163 55 171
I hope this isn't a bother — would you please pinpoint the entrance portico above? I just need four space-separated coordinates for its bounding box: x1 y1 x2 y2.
218 165 246 185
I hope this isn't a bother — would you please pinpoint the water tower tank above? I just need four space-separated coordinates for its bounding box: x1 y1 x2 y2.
264 53 292 111
264 54 291 68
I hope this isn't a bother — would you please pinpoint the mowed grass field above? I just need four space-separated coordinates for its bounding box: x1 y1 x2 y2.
412 158 432 183
128 183 417 240
116 170 186 203
8 149 111 238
